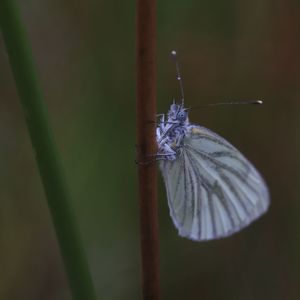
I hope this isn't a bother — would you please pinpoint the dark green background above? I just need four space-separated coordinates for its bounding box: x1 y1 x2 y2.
0 1 299 299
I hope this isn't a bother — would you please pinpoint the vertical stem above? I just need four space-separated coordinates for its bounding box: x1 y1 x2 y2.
0 1 97 300
136 0 160 300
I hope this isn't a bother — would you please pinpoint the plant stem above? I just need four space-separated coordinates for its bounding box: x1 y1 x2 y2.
136 0 160 299
0 1 97 299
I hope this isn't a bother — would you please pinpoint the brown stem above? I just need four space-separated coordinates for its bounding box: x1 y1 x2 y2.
136 0 160 299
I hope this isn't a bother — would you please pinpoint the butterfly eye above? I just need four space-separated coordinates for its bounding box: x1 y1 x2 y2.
177 111 187 121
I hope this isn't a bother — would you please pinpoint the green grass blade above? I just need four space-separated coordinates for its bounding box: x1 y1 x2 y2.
0 1 97 299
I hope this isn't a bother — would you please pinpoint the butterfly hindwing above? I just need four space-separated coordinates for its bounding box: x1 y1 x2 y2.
159 125 270 241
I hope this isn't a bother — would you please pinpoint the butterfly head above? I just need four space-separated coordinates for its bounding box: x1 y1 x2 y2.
168 101 189 123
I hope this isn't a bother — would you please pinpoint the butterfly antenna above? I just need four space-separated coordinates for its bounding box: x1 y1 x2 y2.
190 100 263 109
171 50 185 106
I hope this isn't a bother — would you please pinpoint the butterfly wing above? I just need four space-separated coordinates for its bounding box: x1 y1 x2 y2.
159 125 270 241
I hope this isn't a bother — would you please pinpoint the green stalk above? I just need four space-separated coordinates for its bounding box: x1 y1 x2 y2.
0 1 97 299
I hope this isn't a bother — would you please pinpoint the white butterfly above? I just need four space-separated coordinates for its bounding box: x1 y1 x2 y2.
156 52 270 241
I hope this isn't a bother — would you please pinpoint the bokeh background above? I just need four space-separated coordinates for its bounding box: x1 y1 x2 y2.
1 0 300 299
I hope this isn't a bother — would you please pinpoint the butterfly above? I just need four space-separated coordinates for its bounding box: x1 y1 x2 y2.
156 51 270 241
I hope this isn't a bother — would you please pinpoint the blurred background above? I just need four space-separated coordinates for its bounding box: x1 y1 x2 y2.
0 0 300 299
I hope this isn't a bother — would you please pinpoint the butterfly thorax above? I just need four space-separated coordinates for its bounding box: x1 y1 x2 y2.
156 103 191 161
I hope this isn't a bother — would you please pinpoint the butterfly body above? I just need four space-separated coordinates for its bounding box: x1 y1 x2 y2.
156 102 190 161
156 102 270 241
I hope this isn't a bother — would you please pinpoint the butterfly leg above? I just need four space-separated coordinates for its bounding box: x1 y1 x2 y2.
135 151 175 165
135 144 159 165
135 158 157 165
146 113 165 125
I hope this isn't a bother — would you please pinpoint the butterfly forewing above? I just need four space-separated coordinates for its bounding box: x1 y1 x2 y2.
160 125 270 241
